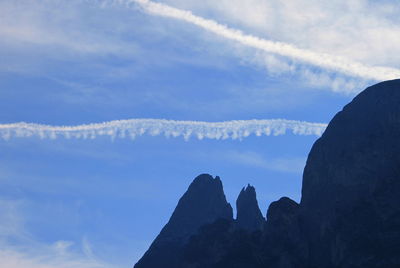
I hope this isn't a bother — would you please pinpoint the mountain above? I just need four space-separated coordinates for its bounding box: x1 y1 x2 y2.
236 185 264 232
134 79 400 268
301 79 400 267
134 174 233 268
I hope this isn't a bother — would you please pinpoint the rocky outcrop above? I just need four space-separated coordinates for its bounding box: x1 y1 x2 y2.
301 79 400 267
236 185 264 232
134 79 400 268
134 174 233 268
263 197 306 268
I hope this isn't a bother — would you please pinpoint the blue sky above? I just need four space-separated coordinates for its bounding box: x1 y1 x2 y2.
1 0 400 267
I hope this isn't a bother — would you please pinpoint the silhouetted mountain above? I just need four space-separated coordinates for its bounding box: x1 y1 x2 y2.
134 79 400 268
263 197 306 267
236 185 264 232
134 174 232 268
301 79 400 267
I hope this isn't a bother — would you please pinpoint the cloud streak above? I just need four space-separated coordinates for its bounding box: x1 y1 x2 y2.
227 151 306 174
0 119 327 141
0 236 113 268
125 0 400 82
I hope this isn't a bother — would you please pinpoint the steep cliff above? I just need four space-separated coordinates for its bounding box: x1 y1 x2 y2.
301 79 400 267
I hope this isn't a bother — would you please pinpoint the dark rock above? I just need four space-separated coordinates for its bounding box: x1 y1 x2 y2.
267 197 298 224
134 174 233 268
263 197 306 268
236 184 265 232
301 79 400 267
182 218 265 268
134 79 400 268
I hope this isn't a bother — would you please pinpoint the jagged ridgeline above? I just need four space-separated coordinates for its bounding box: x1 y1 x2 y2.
134 79 400 268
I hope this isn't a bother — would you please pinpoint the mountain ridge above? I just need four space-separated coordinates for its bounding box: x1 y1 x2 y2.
134 79 400 268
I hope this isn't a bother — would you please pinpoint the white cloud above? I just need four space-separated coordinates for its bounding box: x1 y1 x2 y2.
2 0 398 93
247 52 367 94
163 0 400 67
0 118 327 141
123 0 400 93
126 0 400 82
0 0 139 55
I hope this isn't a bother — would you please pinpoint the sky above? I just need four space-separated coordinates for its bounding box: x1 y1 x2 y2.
1 0 399 267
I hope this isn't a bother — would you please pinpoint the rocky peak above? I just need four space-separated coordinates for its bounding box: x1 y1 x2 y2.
167 173 233 237
264 197 305 267
236 184 265 231
266 197 299 225
134 173 232 268
302 79 400 209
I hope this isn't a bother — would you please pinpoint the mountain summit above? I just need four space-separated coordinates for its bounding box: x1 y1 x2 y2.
236 184 264 231
134 79 400 268
134 174 232 268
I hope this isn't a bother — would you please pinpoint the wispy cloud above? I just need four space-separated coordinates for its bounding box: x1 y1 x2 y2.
2 1 398 94
0 199 115 268
126 0 400 82
0 119 327 141
0 0 138 55
1 0 390 94
227 151 306 174
163 0 400 66
157 0 400 92
248 53 367 94
0 241 114 268
0 199 26 239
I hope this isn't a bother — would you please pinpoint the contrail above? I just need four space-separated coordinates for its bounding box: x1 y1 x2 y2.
124 0 400 82
0 119 327 141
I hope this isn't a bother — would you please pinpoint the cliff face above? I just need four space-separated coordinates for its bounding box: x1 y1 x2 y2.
301 79 400 267
134 79 400 268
